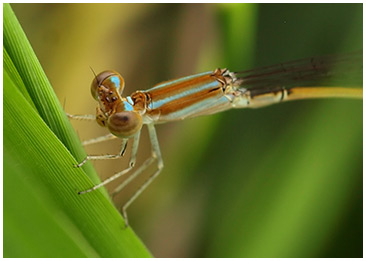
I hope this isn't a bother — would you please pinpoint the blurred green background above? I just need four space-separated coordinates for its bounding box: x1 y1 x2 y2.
9 3 362 257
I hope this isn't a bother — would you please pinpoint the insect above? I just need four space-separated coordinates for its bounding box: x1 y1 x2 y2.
68 52 362 227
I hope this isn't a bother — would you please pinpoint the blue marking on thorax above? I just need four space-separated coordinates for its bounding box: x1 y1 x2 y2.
147 71 213 91
151 81 220 109
110 76 120 90
162 94 230 121
126 96 133 104
123 100 134 111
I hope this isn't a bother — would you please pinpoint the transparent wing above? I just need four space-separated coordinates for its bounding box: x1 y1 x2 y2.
233 51 363 93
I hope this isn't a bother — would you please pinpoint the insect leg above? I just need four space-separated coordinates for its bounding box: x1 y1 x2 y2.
66 113 96 121
77 131 141 194
82 133 117 146
113 124 164 227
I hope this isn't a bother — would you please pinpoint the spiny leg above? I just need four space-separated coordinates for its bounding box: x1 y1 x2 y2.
68 113 121 162
67 113 117 146
129 131 141 166
111 124 162 196
69 114 122 165
116 124 164 228
78 131 141 194
75 138 128 168
111 156 156 198
82 133 117 146
122 157 163 228
66 113 96 121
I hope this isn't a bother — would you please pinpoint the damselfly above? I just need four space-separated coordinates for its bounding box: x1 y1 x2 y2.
68 52 362 227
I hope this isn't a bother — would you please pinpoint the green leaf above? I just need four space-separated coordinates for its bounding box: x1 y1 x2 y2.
3 3 151 257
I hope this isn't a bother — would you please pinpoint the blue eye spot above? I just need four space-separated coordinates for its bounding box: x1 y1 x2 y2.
110 76 120 89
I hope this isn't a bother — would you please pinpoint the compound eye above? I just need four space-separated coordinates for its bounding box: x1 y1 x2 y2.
107 111 142 138
91 70 125 100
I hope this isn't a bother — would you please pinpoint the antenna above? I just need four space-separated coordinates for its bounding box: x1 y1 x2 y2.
89 66 100 86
